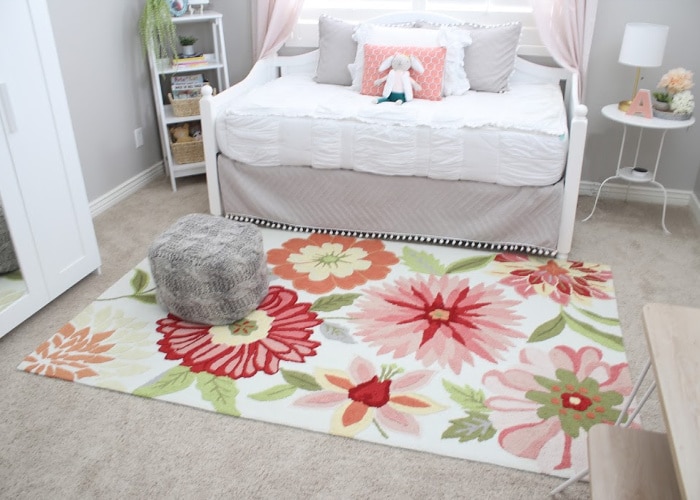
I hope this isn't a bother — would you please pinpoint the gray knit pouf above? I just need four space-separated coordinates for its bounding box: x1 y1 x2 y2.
148 214 269 325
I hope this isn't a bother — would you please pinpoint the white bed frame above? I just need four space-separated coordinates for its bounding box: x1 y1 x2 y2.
200 12 588 260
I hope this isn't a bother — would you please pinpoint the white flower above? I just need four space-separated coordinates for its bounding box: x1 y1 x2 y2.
671 90 695 114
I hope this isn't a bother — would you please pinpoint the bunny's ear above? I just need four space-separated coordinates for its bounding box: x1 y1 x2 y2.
410 55 425 74
379 55 394 72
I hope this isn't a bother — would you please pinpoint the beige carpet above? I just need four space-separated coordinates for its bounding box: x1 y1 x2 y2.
1 174 698 499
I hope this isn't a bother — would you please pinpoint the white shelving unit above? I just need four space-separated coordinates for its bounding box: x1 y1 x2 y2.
147 11 229 191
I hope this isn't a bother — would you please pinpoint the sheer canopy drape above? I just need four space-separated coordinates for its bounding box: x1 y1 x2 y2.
254 0 305 60
532 0 599 102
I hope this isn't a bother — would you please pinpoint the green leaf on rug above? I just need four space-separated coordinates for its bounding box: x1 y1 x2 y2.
310 293 361 312
574 306 621 326
132 293 157 304
320 322 357 344
281 368 322 391
130 268 150 294
442 412 496 442
529 313 566 343
248 384 297 401
562 310 624 351
445 254 495 274
442 380 489 412
401 247 446 275
195 372 240 416
133 365 195 398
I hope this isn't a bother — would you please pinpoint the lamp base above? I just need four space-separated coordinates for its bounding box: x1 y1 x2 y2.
618 100 632 112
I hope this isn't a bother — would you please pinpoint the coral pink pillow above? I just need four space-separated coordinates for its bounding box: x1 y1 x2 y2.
360 44 447 101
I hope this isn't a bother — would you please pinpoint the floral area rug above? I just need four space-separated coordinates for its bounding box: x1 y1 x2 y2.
18 228 637 479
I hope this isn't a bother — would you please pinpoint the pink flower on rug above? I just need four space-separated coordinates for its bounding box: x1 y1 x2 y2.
156 286 322 379
349 274 525 373
21 323 115 381
294 356 444 438
267 233 399 294
492 254 613 306
483 345 633 473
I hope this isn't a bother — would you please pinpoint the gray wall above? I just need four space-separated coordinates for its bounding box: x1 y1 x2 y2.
46 0 252 203
47 1 700 203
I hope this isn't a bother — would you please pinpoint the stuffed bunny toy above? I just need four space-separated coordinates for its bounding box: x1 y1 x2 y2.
374 53 424 104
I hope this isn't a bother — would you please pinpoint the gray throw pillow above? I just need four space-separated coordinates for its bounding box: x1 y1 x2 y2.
314 15 357 86
417 21 522 93
463 22 522 93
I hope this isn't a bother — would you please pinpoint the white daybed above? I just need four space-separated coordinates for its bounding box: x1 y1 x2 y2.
201 12 588 259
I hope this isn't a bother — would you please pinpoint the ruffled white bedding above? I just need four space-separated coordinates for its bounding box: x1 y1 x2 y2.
216 74 569 186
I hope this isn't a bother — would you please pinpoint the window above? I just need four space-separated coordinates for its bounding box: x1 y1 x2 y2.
288 0 544 55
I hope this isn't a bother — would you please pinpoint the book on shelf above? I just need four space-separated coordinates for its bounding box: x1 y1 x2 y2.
171 74 205 100
173 53 206 66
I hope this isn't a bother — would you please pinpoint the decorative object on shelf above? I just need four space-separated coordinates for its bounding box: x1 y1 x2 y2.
178 35 197 56
169 0 189 17
188 0 209 15
625 89 653 119
139 0 178 58
617 23 669 112
653 67 695 120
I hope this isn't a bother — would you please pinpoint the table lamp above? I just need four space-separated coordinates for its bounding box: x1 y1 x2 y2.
618 22 669 111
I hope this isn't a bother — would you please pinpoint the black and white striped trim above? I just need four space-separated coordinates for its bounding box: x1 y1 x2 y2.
226 214 557 257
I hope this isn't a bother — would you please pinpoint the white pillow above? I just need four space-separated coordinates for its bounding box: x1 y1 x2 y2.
349 24 472 96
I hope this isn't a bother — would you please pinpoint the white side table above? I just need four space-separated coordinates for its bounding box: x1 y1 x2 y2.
583 104 695 233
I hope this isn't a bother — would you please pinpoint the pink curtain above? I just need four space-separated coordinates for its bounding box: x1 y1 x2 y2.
255 0 305 60
532 0 599 102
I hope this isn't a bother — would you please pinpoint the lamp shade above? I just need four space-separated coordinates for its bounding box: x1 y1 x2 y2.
618 23 669 67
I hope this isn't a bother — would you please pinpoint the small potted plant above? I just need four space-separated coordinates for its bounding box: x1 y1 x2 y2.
138 0 178 60
652 91 671 111
179 35 198 56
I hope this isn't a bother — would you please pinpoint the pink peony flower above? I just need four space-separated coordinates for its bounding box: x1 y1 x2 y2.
349 274 524 373
483 345 634 474
492 254 613 306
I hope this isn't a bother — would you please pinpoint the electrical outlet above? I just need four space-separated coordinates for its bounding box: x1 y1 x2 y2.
134 127 144 148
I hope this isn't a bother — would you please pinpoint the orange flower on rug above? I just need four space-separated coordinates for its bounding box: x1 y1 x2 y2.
267 233 399 294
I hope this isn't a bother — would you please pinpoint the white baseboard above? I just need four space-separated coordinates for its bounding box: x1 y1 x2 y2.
579 180 691 206
89 162 164 217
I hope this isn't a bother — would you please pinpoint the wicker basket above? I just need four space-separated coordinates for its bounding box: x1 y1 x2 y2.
170 139 204 164
168 89 216 117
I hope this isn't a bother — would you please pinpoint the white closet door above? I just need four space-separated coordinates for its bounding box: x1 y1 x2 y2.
1 0 100 298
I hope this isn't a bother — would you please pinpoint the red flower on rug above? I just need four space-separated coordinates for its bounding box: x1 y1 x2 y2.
293 356 444 438
349 274 525 373
21 323 115 381
155 286 322 379
492 255 613 306
483 345 633 474
267 233 399 294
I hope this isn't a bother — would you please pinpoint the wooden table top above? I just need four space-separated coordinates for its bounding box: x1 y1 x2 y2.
642 303 700 500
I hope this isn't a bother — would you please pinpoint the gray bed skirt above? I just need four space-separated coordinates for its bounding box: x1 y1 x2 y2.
217 155 563 256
